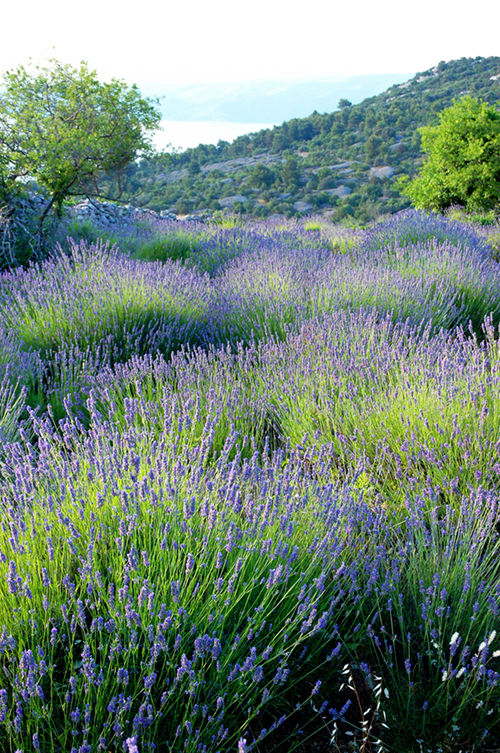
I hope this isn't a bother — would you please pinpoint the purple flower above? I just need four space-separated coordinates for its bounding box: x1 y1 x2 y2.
144 672 157 691
311 679 322 695
185 553 195 574
125 737 139 753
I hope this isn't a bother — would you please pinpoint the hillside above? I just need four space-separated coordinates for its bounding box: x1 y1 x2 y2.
105 56 500 223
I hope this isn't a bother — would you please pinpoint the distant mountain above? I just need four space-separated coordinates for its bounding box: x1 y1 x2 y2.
143 74 414 123
105 57 500 224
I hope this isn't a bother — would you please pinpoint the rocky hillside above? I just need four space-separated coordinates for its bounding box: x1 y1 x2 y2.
102 56 500 223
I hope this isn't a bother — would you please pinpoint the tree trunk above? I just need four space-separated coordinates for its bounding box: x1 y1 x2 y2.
36 193 60 257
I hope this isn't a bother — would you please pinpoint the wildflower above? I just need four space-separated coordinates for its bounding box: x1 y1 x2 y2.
311 680 322 695
186 553 195 574
0 689 7 723
126 738 139 753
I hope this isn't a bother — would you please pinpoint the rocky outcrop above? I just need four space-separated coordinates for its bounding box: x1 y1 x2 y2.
218 195 248 208
293 200 313 213
369 166 395 179
322 185 352 198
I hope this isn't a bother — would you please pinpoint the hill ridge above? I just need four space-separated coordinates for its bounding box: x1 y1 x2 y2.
104 56 500 223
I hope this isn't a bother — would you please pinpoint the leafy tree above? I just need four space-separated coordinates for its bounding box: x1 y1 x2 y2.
281 156 301 188
188 160 202 177
307 173 319 190
0 59 161 235
248 164 276 189
400 96 500 212
365 134 382 160
338 98 352 109
176 198 191 215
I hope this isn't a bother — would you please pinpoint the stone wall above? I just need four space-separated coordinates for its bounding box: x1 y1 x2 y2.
69 198 180 227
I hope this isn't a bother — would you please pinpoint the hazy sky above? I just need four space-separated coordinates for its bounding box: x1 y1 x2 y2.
1 0 499 88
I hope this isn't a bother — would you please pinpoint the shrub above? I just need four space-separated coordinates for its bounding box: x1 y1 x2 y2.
400 96 500 213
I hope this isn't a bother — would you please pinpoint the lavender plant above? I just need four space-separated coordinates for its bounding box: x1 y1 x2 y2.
362 209 495 258
0 240 211 357
210 236 499 345
257 311 499 502
0 239 213 416
0 210 497 753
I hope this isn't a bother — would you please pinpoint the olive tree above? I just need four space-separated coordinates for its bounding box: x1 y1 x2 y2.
0 59 161 245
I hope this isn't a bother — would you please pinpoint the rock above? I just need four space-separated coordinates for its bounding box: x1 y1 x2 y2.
369 166 395 179
329 161 353 170
218 195 248 208
323 185 351 198
178 214 204 223
69 198 210 227
293 200 313 212
7 193 214 231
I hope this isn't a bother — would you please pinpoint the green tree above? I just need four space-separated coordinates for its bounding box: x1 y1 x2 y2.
338 98 352 109
188 160 201 176
365 134 382 161
401 96 500 212
281 156 301 188
0 59 161 233
248 164 276 189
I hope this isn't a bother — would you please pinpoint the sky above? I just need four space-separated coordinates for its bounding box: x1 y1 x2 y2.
1 0 499 89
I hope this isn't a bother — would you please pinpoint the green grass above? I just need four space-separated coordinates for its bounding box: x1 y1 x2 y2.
130 232 205 264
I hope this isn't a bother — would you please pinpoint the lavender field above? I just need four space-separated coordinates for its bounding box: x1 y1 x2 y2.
0 210 499 753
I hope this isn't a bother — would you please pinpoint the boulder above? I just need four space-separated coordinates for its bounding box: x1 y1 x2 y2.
218 195 248 208
293 200 313 212
369 166 395 179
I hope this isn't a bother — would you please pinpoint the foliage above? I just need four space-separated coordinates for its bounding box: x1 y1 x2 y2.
247 164 276 189
0 59 160 248
401 96 500 212
3 208 499 428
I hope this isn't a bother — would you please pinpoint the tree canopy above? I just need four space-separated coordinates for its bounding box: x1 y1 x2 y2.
0 59 161 219
401 96 500 213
